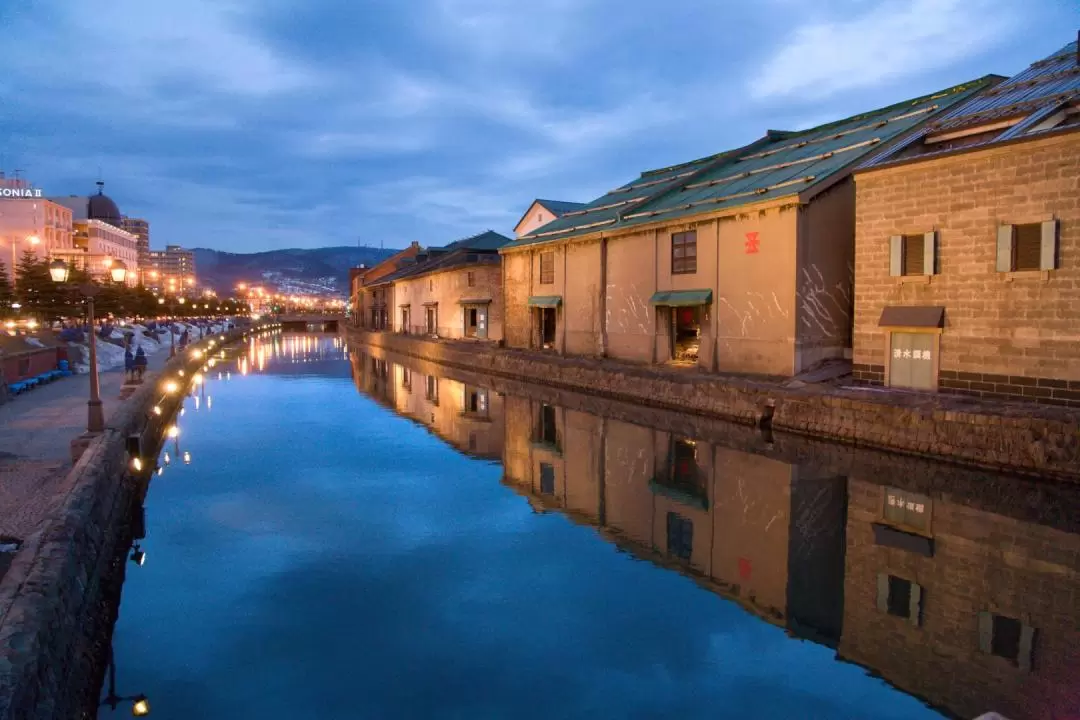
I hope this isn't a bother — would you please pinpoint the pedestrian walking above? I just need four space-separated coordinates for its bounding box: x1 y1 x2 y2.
134 346 148 382
124 347 135 383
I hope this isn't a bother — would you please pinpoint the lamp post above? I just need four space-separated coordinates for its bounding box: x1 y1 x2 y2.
50 258 127 433
100 647 150 716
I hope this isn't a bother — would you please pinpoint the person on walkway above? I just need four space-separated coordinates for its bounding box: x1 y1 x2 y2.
134 346 148 382
124 347 135 383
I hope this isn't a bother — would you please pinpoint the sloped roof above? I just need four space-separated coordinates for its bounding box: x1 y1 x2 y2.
513 199 588 234
536 199 587 216
441 229 513 252
368 232 509 287
503 76 998 250
862 38 1080 169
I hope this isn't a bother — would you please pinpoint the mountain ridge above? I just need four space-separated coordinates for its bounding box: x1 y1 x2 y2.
190 246 396 296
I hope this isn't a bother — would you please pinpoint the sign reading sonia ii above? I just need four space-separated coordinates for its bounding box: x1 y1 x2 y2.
0 187 44 198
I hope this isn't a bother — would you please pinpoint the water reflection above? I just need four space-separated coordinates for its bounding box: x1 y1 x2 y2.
352 345 1080 720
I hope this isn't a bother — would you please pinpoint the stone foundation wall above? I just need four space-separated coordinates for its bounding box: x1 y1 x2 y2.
0 326 257 720
345 328 1080 482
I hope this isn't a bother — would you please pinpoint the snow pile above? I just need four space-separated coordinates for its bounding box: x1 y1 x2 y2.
67 337 129 374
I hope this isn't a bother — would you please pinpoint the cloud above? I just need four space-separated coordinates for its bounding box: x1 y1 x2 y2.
418 0 596 64
0 0 1061 255
749 0 1017 101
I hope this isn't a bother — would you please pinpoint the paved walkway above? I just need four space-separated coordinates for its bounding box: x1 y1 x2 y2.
0 350 170 540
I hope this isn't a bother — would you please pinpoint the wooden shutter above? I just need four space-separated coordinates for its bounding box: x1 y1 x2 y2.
996 226 1014 272
977 611 994 653
1018 624 1036 672
922 231 937 275
876 573 890 612
1039 219 1058 270
908 583 923 627
889 236 903 276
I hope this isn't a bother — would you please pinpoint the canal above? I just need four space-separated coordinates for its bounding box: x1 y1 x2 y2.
102 332 1080 720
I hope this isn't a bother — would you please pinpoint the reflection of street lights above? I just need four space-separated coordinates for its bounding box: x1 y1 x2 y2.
50 259 127 433
100 647 150 716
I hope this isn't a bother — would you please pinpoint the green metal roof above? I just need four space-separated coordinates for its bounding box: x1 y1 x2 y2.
527 295 562 308
503 76 998 250
648 289 713 306
862 39 1080 168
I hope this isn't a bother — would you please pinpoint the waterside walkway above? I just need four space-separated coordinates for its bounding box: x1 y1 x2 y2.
0 352 169 543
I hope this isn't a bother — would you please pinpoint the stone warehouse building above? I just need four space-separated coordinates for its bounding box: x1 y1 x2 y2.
360 230 512 340
350 241 421 328
852 39 1080 405
499 77 998 377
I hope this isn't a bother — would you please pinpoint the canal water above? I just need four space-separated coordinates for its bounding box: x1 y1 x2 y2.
102 332 1080 720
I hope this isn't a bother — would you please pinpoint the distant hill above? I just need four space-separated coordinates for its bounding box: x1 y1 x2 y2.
191 246 395 297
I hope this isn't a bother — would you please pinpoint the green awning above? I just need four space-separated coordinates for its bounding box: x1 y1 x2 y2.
528 295 562 308
649 479 709 511
649 290 713 307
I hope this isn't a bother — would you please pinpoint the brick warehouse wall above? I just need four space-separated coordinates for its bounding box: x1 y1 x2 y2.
852 132 1080 405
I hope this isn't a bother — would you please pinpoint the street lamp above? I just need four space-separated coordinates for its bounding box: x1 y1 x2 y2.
100 647 150 716
50 258 127 433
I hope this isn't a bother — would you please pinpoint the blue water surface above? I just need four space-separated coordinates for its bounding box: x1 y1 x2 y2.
104 334 943 720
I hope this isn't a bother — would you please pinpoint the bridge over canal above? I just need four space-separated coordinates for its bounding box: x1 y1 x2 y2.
278 314 345 332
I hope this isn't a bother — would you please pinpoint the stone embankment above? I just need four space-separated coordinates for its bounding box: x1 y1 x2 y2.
346 329 1080 483
0 325 266 720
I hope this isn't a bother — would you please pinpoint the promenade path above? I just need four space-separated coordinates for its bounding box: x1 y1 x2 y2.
0 350 170 541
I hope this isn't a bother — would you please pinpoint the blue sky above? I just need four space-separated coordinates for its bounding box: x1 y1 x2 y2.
0 0 1075 253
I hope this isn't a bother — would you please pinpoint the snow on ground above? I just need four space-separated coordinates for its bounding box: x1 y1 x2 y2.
66 321 232 373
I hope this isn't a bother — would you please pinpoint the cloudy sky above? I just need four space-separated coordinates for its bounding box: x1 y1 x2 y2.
0 0 1074 253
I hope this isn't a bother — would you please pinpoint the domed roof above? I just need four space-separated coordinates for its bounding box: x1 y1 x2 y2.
88 181 122 227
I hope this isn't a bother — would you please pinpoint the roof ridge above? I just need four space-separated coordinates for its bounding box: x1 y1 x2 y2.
786 74 1003 138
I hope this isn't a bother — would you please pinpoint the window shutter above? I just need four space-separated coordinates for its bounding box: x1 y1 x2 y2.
996 226 1014 272
922 232 937 275
977 611 994 653
1018 624 1036 672
908 583 923 627
1039 219 1058 270
876 573 889 612
889 236 903 276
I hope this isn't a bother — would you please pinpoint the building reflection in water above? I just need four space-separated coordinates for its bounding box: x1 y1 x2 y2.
346 344 1080 720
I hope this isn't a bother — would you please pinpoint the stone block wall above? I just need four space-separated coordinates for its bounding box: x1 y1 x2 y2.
346 328 1080 481
853 132 1080 404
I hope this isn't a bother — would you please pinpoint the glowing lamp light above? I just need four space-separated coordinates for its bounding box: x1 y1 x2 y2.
131 457 143 472
178 369 185 377
183 451 191 465
191 349 203 359
152 406 162 416
193 373 203 385
166 425 179 439
48 258 70 283
164 381 178 394
132 695 151 716
110 260 128 284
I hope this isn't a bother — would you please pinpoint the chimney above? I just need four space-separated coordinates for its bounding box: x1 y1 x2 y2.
410 241 420 249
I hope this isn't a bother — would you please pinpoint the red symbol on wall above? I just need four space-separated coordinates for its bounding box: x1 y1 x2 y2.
744 232 760 254
738 557 752 580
